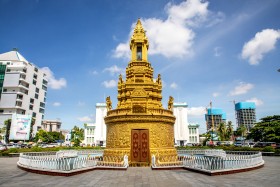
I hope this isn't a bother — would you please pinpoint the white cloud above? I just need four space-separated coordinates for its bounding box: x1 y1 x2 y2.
41 67 67 90
206 11 225 27
102 80 118 88
241 29 280 65
53 102 61 107
212 92 220 97
229 82 254 96
113 0 210 59
77 116 93 123
246 97 264 106
170 82 178 89
187 106 206 116
103 65 125 76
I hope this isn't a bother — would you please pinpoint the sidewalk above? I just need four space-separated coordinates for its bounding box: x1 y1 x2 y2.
0 157 280 187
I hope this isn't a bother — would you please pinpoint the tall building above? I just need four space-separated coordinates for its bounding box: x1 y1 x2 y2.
94 103 107 146
0 50 47 137
205 108 226 132
235 102 256 131
173 102 189 146
83 103 107 146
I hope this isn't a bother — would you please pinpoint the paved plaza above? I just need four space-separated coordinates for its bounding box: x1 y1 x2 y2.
0 156 279 187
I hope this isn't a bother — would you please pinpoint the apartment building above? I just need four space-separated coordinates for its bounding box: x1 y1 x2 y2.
0 50 47 137
205 108 226 132
235 102 256 131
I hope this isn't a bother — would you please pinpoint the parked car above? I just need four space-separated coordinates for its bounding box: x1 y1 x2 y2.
6 143 20 149
0 145 7 151
253 142 276 148
47 143 59 148
234 142 243 147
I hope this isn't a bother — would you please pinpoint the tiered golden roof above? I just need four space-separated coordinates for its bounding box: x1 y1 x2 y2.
104 19 176 166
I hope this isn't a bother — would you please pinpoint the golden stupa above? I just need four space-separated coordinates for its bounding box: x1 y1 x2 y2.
104 19 177 166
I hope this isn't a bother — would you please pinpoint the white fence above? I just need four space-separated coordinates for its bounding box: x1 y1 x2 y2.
152 150 264 173
18 150 128 173
177 149 226 158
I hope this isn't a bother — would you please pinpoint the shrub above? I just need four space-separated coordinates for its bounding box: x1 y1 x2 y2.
262 146 275 152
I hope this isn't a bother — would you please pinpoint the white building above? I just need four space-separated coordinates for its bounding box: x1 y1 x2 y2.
188 124 200 144
94 103 107 146
84 103 107 146
41 119 61 132
84 123 95 146
0 50 47 137
173 102 189 146
173 102 199 146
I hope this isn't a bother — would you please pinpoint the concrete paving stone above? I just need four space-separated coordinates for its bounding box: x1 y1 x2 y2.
0 157 280 187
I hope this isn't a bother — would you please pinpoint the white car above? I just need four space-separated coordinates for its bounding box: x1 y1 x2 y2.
0 145 7 151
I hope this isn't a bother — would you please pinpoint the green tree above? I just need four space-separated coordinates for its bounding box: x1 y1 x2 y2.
225 121 234 141
4 119 11 143
34 130 54 143
48 131 65 142
71 125 84 146
217 123 226 141
247 115 280 143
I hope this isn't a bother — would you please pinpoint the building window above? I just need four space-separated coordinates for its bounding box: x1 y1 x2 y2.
30 98 34 104
33 74 37 79
3 89 7 92
34 67 38 72
32 112 36 117
42 85 47 91
39 108 44 113
35 93 39 99
17 94 23 100
43 79 48 85
35 87 39 93
29 105 33 110
40 102 45 108
0 110 4 113
33 79 37 85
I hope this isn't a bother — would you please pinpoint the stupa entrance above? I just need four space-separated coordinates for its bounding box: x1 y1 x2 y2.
131 129 149 163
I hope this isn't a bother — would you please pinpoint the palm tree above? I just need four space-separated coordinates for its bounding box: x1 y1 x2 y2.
217 123 226 141
226 121 234 141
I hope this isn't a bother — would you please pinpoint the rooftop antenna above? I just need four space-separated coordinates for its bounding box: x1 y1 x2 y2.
12 48 18 51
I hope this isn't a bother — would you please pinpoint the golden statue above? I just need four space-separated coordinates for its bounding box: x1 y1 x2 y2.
168 96 174 110
106 96 112 111
103 19 177 166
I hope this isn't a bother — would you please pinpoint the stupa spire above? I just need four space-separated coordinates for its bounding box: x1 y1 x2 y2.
130 19 149 61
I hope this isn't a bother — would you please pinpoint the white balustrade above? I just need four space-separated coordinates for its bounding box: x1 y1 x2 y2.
18 151 127 173
152 150 264 172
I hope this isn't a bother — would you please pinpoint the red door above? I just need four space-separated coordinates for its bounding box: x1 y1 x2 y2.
131 129 149 162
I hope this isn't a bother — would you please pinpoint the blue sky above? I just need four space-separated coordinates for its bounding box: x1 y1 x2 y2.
0 0 280 133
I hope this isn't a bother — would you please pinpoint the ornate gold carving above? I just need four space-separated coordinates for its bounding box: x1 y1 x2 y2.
103 19 177 166
168 96 174 110
106 96 112 111
131 88 147 97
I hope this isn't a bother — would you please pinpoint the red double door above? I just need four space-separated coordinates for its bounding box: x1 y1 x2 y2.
131 129 149 162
